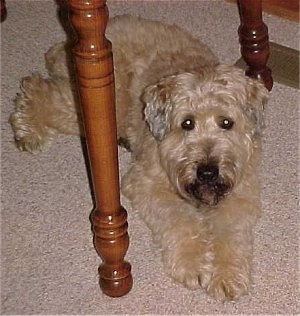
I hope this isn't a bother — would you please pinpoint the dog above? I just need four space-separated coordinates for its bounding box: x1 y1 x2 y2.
9 15 268 301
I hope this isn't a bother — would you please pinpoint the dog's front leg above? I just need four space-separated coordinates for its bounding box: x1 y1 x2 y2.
160 217 214 290
122 166 214 290
204 197 260 301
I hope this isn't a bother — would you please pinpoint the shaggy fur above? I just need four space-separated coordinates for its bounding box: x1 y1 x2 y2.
10 15 268 301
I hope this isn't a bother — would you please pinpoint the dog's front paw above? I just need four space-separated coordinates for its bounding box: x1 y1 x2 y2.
205 265 250 301
163 239 214 290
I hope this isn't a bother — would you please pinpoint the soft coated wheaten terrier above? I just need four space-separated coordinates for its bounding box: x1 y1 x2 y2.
10 15 268 300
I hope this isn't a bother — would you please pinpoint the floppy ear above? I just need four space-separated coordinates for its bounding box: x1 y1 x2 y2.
244 77 269 138
141 79 174 140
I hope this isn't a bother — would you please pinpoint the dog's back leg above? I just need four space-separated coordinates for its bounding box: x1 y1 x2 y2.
9 73 81 152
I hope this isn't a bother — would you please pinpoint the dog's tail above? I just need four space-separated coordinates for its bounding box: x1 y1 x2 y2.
9 73 81 152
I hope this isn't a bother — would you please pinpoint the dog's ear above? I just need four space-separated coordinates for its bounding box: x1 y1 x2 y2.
215 64 269 138
141 79 174 140
243 77 269 138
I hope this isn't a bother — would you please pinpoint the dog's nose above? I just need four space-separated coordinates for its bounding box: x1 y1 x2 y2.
197 165 219 183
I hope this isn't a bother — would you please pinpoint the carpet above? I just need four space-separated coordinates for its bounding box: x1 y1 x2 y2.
1 1 299 314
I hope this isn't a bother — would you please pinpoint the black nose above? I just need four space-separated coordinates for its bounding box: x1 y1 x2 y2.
197 165 219 183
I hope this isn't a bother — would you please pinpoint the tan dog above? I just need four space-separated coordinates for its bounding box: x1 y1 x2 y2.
10 15 268 300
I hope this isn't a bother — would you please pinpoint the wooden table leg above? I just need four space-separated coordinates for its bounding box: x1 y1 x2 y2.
1 0 7 22
238 0 273 90
67 0 133 297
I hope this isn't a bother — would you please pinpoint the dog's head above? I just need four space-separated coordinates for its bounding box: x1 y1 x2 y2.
141 64 268 206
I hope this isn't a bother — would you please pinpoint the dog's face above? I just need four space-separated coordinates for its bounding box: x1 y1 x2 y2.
142 64 268 206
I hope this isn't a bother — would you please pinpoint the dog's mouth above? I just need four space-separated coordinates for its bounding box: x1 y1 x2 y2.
185 180 231 206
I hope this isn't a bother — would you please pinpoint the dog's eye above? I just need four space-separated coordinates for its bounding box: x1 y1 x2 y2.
219 118 234 130
181 118 195 131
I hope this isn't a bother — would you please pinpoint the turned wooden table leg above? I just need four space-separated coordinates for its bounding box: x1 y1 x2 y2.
238 0 273 90
1 0 7 22
67 0 133 297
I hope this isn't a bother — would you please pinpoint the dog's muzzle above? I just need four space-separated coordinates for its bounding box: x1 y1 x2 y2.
185 164 231 206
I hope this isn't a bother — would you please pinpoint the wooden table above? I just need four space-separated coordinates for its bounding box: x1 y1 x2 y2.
1 0 273 298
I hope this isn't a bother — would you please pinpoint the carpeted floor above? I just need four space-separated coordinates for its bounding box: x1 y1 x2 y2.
1 1 299 315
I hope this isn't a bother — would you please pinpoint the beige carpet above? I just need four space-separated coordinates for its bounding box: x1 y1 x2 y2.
1 1 299 314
